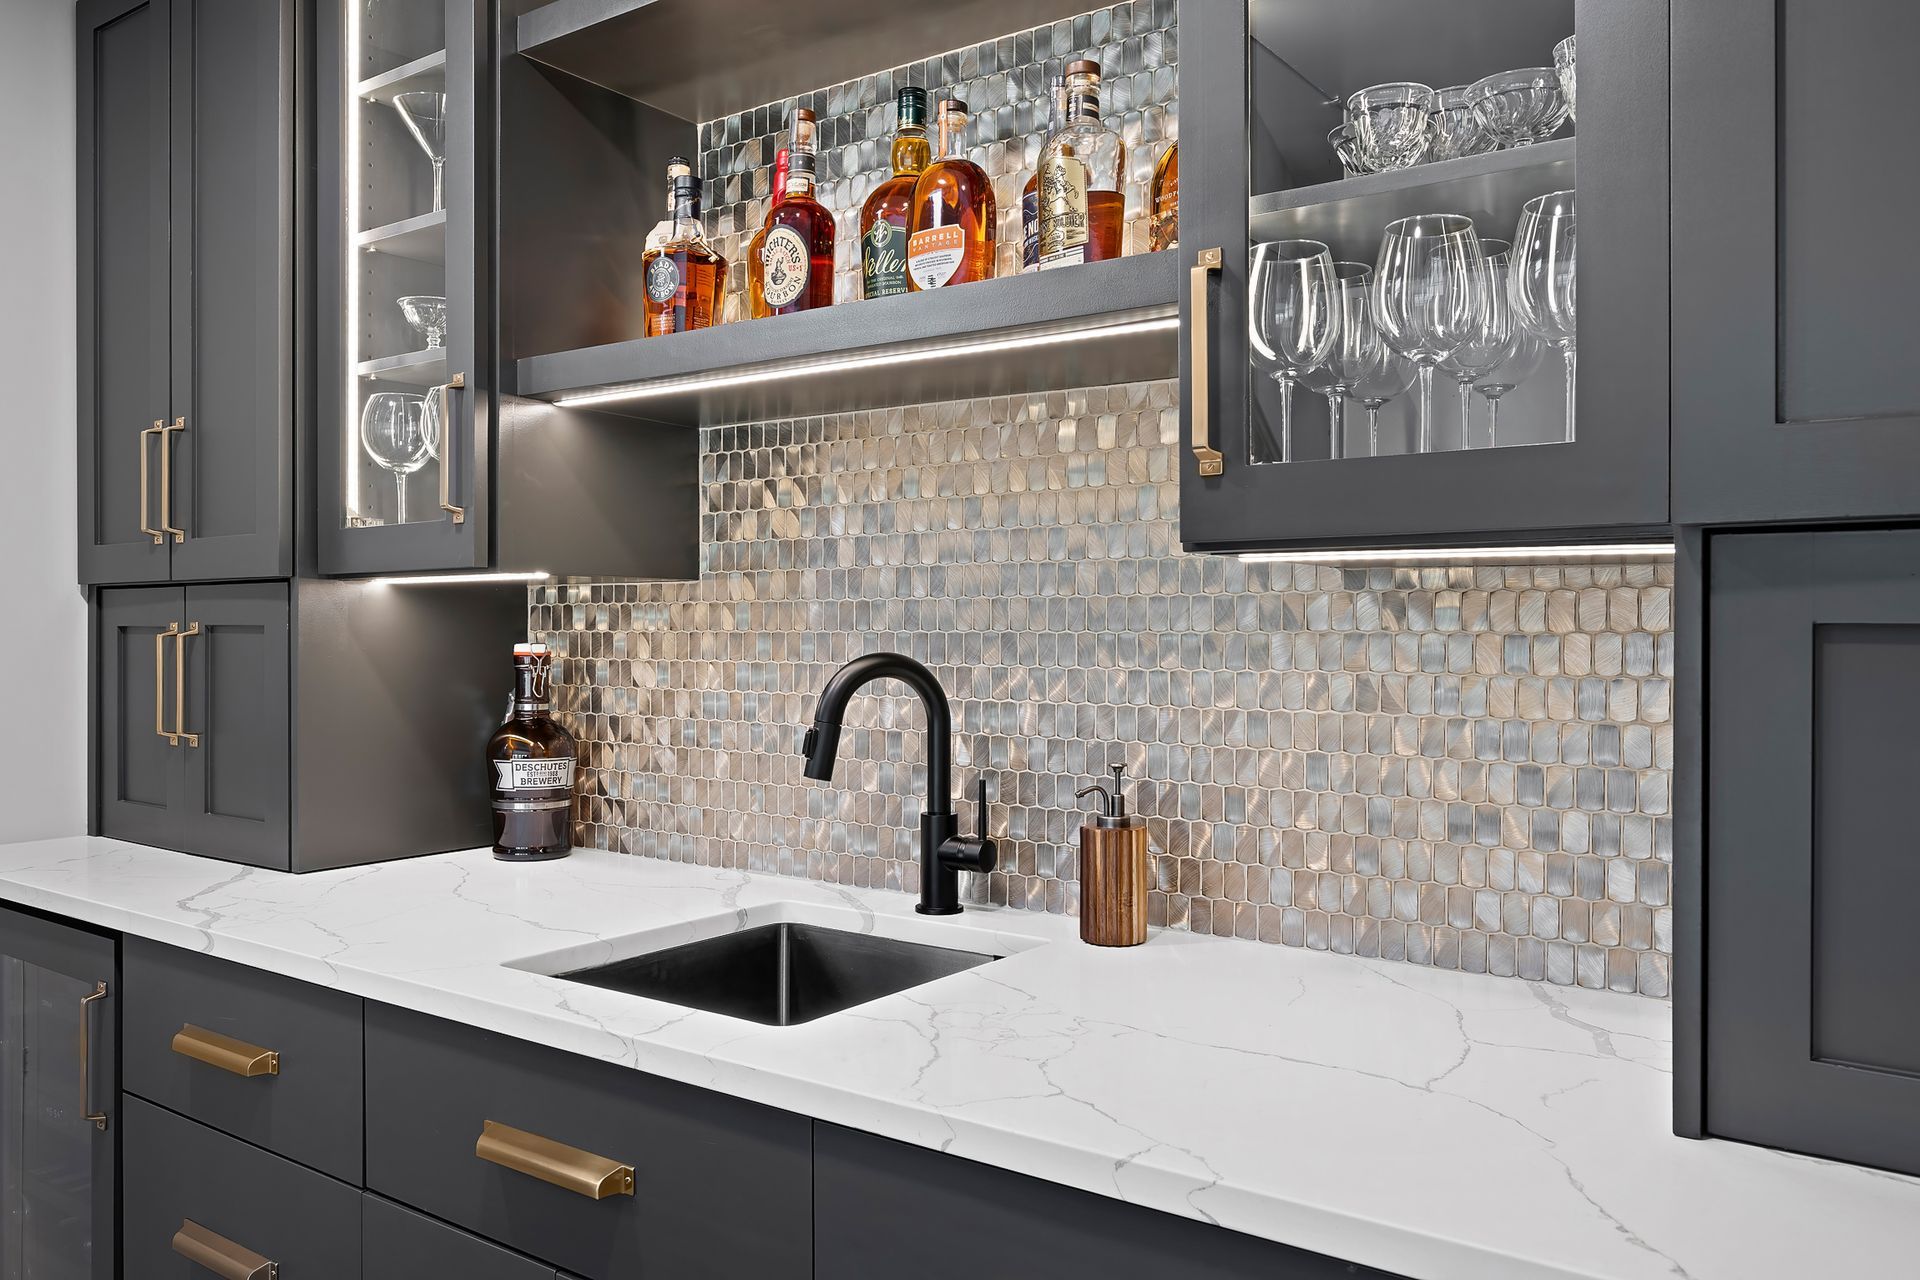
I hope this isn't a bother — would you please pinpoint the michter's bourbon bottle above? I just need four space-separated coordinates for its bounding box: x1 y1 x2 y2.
1038 59 1127 269
486 644 576 861
860 87 929 298
907 98 996 290
751 108 836 315
746 147 791 320
641 165 726 335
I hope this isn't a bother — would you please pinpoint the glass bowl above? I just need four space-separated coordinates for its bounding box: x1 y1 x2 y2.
397 295 448 350
1345 82 1435 171
1328 123 1369 176
1554 36 1577 123
1466 68 1568 147
1428 85 1494 162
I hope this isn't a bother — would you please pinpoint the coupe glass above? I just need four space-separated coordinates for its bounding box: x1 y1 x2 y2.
1429 86 1492 162
1250 240 1341 465
398 294 447 349
1440 238 1512 448
1371 213 1485 453
360 392 434 524
1345 82 1435 172
1348 346 1418 457
392 91 448 213
1466 69 1568 148
1328 123 1368 177
1298 263 1374 460
1475 330 1547 448
1509 190 1577 441
1554 36 1577 124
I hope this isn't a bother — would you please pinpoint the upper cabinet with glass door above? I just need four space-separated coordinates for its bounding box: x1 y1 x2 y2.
1178 0 1669 552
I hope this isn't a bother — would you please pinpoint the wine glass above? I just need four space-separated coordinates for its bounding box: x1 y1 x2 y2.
1250 240 1340 465
1348 345 1418 457
1346 83 1435 172
398 295 448 349
360 392 433 524
1371 213 1485 453
1328 123 1368 177
1299 263 1374 460
1554 37 1577 124
1428 86 1492 162
1440 238 1512 448
1466 69 1568 148
392 91 448 213
1510 190 1577 441
1475 329 1547 448
420 384 444 461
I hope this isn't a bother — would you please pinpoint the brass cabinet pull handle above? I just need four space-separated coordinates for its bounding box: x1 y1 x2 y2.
156 623 180 745
171 1025 280 1077
159 416 187 542
80 981 109 1131
475 1119 634 1200
435 372 467 524
1189 247 1225 477
140 420 165 544
175 621 200 747
171 1219 278 1280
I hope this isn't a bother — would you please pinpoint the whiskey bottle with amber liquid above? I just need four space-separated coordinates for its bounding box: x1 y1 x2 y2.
1038 58 1127 269
907 98 995 290
486 644 577 861
751 108 835 315
745 147 791 320
1149 141 1178 251
1022 76 1069 271
860 87 929 298
641 167 726 335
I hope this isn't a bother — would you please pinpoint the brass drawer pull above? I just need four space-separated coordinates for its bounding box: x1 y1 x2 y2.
171 1219 277 1280
155 623 180 744
475 1119 634 1199
140 420 165 544
80 981 109 1131
174 621 200 747
159 416 187 542
435 372 466 524
171 1024 280 1077
1189 247 1225 476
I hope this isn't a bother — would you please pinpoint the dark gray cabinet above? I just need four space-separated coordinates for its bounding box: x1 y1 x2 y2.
363 1196 556 1280
1673 0 1920 526
76 0 293 585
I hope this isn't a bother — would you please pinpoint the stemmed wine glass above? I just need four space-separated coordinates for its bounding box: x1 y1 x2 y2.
1371 214 1485 453
1475 330 1547 448
1348 346 1418 457
361 392 434 524
1510 190 1577 441
1346 83 1435 172
392 91 448 213
1440 238 1512 449
1250 240 1340 465
1299 263 1375 460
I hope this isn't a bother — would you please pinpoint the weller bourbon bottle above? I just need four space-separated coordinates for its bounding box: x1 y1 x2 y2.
860 86 930 298
907 98 995 290
486 643 576 861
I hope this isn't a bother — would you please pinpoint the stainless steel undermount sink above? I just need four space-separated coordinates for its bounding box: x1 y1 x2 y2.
553 922 1002 1026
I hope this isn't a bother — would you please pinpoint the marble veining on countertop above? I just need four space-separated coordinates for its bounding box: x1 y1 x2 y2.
0 837 1912 1280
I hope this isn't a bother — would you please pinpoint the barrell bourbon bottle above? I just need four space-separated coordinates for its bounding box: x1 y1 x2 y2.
641 166 726 335
746 147 791 320
1149 141 1178 251
751 108 836 315
860 86 929 298
1022 76 1069 271
1037 59 1127 269
486 644 576 862
907 98 995 290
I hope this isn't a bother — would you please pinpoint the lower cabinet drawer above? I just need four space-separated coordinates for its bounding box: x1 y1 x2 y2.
123 1096 361 1278
363 1003 811 1279
363 1194 554 1280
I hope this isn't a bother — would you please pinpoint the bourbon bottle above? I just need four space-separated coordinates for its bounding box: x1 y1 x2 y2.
641 167 726 335
1022 76 1069 271
1149 141 1178 251
860 86 929 298
1037 59 1127 269
751 108 835 315
907 98 995 290
745 147 791 320
486 644 576 861
643 155 692 254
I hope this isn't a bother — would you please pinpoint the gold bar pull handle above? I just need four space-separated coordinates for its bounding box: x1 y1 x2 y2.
80 981 108 1131
155 623 180 745
435 372 467 524
159 416 187 542
140 420 165 544
475 1120 634 1200
171 1220 278 1280
1189 247 1225 477
171 1025 280 1077
174 621 200 747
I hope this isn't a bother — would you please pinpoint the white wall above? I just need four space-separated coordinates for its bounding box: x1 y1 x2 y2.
0 0 88 843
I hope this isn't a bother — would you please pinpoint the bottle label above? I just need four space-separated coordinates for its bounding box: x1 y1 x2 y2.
644 254 680 304
1038 154 1090 270
906 224 966 289
493 757 575 792
862 220 909 298
760 225 811 308
1021 188 1039 270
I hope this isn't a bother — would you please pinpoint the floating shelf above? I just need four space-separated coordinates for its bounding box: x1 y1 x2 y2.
358 348 448 388
514 253 1181 426
358 49 446 104
1250 137 1576 261
358 210 447 265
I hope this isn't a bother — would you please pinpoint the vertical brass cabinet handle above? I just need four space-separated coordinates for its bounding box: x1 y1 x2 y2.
475 1120 634 1199
171 1220 277 1280
175 622 200 747
1189 248 1225 477
159 416 187 542
80 981 108 1131
156 623 180 745
436 372 467 524
171 1025 280 1077
140 420 165 544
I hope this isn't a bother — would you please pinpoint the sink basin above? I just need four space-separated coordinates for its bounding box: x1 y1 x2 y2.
553 922 1001 1026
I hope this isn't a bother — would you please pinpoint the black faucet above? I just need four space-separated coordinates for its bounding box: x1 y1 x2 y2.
800 653 996 915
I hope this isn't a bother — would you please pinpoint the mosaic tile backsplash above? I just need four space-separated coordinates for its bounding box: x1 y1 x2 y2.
695 0 1178 319
531 379 1677 998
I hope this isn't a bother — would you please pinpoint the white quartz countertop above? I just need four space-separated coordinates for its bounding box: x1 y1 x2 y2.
0 837 1913 1279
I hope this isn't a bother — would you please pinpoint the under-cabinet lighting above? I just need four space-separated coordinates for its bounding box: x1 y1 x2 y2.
551 313 1181 409
370 571 552 587
1239 542 1675 566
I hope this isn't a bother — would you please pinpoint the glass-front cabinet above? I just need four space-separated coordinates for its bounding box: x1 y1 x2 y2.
319 0 490 575
1179 0 1669 552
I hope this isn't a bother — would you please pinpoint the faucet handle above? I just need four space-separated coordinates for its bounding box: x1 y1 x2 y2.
973 775 990 841
938 774 998 876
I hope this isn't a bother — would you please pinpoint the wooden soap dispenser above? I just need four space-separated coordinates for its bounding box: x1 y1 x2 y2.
1075 765 1150 947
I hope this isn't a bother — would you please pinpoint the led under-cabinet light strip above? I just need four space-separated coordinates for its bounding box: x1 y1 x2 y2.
1240 542 1675 566
370 571 553 587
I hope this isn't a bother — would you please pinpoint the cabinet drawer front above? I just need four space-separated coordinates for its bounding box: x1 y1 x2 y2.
123 1097 361 1278
364 1004 810 1279
363 1194 553 1280
123 936 364 1181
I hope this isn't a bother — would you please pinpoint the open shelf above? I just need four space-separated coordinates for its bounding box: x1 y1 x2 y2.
1250 137 1575 261
359 210 447 265
358 348 448 388
513 252 1181 426
358 49 445 103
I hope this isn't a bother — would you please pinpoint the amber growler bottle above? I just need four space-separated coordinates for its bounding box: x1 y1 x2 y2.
486 644 577 861
907 98 996 290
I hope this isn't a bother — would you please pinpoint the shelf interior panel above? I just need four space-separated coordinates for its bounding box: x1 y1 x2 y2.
359 210 448 266
358 348 449 388
358 48 446 104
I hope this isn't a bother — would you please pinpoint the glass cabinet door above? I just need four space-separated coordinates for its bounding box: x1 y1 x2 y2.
319 0 489 575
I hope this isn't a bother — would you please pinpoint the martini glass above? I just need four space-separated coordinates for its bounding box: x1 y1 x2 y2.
392 91 447 213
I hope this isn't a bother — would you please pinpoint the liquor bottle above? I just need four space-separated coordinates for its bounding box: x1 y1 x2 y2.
486 643 576 862
750 108 835 315
907 98 996 290
860 86 930 299
1037 59 1127 269
1149 141 1179 251
641 166 726 335
643 155 693 254
1022 76 1069 271
745 147 791 320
